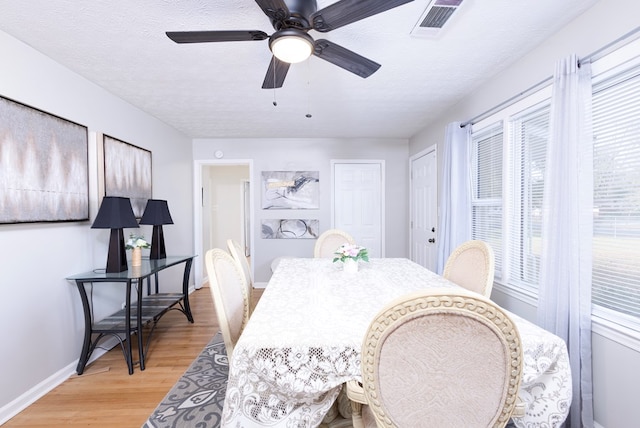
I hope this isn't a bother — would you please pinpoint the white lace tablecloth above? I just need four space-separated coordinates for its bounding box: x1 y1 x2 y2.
221 258 571 427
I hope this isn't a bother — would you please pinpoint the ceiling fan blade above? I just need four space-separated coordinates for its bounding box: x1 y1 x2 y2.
254 0 290 22
166 30 269 43
262 56 291 89
311 0 414 32
313 39 381 78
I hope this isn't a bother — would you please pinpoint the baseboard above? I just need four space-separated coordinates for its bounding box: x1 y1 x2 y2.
0 362 73 425
0 336 118 425
595 421 604 428
254 281 267 289
1 288 200 425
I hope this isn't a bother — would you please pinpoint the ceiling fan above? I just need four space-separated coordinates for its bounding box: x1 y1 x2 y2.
166 0 414 89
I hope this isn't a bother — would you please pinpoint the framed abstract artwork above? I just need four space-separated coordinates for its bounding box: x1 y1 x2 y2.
261 219 319 239
261 171 319 209
0 95 89 224
103 135 152 218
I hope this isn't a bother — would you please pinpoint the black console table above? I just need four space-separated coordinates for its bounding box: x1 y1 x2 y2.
67 256 195 375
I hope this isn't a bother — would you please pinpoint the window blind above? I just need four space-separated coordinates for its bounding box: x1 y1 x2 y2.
592 66 640 320
471 124 504 276
507 104 550 289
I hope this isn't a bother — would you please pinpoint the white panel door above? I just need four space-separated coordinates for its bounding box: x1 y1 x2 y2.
333 162 383 257
411 149 438 271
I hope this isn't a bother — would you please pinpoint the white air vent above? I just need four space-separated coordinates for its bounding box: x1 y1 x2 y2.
411 0 464 38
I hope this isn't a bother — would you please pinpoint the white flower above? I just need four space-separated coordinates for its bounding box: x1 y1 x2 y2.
125 233 150 250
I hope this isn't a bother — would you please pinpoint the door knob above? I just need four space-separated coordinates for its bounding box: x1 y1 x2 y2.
428 238 435 243
431 227 436 232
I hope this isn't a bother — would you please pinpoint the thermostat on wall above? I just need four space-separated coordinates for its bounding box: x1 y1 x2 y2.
214 150 224 159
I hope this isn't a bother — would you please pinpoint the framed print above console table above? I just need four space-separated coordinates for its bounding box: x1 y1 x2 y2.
0 95 89 224
103 134 152 218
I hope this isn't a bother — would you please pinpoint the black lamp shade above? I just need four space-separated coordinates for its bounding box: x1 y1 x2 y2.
139 199 173 259
139 199 173 226
92 197 139 273
92 196 139 229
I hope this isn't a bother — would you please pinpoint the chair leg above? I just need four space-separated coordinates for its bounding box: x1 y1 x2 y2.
350 400 364 428
345 380 366 428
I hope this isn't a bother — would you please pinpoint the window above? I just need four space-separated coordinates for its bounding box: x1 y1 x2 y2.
471 95 550 291
471 124 504 277
507 104 550 290
468 40 640 337
592 64 640 323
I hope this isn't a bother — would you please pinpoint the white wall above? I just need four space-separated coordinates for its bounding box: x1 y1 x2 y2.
0 31 193 421
193 138 409 284
409 1 640 426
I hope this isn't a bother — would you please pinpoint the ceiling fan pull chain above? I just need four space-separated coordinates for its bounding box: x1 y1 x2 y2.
306 60 312 118
272 71 278 106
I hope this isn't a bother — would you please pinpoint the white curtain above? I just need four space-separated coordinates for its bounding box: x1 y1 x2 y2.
436 122 471 274
537 54 594 428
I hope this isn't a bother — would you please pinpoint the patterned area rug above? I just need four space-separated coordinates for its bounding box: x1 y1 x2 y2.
143 332 228 428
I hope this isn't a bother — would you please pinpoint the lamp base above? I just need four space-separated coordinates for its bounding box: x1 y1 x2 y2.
106 228 128 273
149 225 167 259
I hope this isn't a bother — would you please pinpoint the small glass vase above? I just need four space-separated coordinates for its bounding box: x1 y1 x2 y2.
343 258 358 274
131 247 142 267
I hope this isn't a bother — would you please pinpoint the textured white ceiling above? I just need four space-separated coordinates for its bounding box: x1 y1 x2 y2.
0 0 599 139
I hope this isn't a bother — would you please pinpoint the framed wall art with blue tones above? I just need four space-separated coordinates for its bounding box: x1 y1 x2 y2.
261 170 319 209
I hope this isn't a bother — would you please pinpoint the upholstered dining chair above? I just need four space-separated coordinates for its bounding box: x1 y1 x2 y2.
204 248 251 359
442 239 496 297
226 238 253 312
314 228 355 258
346 288 523 428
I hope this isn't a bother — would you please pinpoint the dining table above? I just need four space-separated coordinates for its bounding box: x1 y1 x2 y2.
221 257 571 427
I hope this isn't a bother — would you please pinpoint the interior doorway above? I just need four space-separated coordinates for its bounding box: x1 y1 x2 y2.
193 160 253 288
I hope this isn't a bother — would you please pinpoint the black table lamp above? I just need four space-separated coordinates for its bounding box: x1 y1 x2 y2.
92 196 139 273
139 199 174 259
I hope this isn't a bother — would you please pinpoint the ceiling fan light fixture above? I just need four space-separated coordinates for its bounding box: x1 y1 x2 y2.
269 30 314 64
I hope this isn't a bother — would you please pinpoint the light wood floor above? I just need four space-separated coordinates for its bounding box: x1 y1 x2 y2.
5 286 263 427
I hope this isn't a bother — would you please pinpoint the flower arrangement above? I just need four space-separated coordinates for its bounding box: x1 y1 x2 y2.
125 234 150 250
333 243 369 264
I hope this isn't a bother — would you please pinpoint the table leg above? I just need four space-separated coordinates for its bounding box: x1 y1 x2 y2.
124 280 134 374
75 281 93 375
134 278 146 371
182 258 195 323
